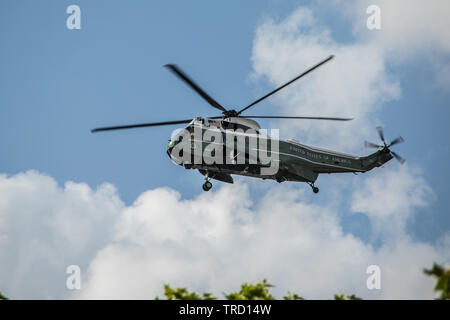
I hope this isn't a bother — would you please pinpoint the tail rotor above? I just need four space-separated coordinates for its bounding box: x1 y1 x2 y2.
365 127 405 164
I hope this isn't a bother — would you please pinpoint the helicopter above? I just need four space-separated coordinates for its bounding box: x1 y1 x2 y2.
91 55 405 193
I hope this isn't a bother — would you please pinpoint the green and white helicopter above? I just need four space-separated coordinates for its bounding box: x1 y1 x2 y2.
92 56 404 193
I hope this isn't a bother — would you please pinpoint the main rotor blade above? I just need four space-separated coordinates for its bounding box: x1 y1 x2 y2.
365 141 382 148
165 64 227 113
388 136 404 147
237 55 334 115
91 119 193 133
391 151 406 164
376 126 386 145
239 115 353 121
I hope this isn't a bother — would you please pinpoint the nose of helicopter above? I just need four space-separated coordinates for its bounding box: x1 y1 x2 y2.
166 139 175 157
166 138 184 164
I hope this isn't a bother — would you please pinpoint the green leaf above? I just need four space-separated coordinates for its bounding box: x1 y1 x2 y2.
424 263 450 300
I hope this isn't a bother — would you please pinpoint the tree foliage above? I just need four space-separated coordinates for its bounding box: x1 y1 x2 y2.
283 292 304 300
159 284 216 300
424 263 450 300
333 292 362 300
1 263 448 300
159 263 449 300
160 279 307 300
224 279 275 300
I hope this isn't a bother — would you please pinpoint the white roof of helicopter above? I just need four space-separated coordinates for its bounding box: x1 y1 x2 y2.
222 117 261 130
191 117 261 130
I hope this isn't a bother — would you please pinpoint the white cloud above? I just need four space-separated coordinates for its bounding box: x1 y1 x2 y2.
336 0 450 90
347 0 450 55
75 171 447 300
351 165 434 240
1 170 447 300
0 171 123 299
251 7 400 152
250 1 450 152
434 56 450 93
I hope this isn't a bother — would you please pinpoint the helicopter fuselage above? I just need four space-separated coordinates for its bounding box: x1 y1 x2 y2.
166 117 392 186
92 56 402 193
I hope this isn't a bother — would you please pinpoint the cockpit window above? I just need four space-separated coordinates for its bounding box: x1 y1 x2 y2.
190 117 203 125
222 120 258 133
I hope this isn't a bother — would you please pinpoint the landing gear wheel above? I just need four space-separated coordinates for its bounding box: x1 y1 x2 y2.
202 181 212 192
308 182 319 194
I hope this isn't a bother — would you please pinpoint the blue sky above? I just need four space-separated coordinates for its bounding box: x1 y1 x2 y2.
1 0 297 200
1 0 449 299
1 0 448 240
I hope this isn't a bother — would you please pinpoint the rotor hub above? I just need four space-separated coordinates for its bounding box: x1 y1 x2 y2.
222 109 239 118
